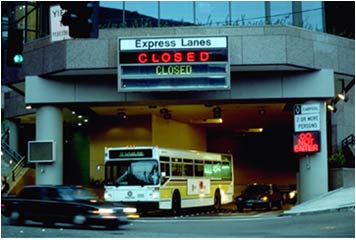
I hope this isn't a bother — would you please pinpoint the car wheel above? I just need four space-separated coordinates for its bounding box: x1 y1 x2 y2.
9 210 24 225
73 214 87 226
277 200 283 210
106 222 119 230
237 206 244 212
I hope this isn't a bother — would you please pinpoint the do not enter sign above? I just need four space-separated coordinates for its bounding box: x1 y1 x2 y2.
293 131 320 153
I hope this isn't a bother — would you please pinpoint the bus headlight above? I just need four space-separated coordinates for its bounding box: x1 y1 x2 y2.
104 192 112 200
123 207 137 214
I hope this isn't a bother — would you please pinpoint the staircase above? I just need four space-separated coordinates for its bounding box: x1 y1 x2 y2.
1 129 35 195
342 134 355 168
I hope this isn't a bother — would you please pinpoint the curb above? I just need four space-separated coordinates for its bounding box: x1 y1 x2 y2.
280 205 355 216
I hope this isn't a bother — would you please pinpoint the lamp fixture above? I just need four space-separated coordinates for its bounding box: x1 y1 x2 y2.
337 91 348 102
213 107 221 119
258 108 266 116
117 112 127 119
327 101 337 112
160 108 169 114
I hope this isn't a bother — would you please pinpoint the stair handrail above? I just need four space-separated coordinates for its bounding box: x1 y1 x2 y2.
342 134 355 149
6 156 27 184
1 141 23 163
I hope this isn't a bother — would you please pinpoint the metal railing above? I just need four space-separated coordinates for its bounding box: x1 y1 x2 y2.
7 156 27 183
342 134 355 149
1 140 23 163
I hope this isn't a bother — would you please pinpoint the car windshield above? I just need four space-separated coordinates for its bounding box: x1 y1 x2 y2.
57 187 98 201
105 160 159 186
244 185 270 195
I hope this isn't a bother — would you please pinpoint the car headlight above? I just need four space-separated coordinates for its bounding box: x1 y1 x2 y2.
93 208 114 215
123 207 137 214
289 190 296 199
261 196 268 202
236 197 243 201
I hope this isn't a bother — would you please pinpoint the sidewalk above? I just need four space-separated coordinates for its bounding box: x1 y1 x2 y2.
283 186 355 215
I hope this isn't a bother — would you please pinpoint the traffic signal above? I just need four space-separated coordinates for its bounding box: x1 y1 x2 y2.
7 29 24 67
60 1 98 38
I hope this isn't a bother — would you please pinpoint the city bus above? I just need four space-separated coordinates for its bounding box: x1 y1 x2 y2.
103 146 234 214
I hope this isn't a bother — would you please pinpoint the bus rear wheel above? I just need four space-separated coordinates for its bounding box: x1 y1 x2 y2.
171 191 181 216
213 189 221 211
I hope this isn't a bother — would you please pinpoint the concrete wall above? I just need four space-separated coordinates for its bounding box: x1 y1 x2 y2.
332 84 355 151
152 114 206 151
23 25 354 77
89 116 152 181
25 70 335 105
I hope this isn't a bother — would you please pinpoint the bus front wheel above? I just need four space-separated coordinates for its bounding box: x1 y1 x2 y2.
171 191 181 216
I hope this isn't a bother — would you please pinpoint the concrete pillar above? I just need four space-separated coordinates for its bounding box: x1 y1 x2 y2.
8 120 18 153
299 101 328 202
36 106 63 185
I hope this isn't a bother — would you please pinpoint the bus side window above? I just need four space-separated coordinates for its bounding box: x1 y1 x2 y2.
212 161 222 179
194 160 204 177
160 156 170 177
204 161 212 178
172 158 182 176
183 159 193 176
221 161 232 180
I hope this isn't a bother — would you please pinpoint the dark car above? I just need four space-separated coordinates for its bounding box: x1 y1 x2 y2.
235 184 284 212
1 185 137 229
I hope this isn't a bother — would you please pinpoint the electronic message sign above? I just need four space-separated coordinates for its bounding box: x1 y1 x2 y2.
293 131 321 153
118 36 229 92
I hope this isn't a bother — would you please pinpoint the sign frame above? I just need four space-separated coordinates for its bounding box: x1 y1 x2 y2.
294 103 321 132
117 35 230 92
28 140 56 163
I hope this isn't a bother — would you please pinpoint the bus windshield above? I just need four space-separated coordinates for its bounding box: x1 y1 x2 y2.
105 160 159 186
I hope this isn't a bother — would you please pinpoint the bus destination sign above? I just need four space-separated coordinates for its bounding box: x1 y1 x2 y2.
118 36 230 92
108 149 153 159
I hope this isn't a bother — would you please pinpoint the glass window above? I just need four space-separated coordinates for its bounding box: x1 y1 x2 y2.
172 163 183 176
160 156 170 176
105 160 159 186
231 1 265 26
99 1 124 28
183 161 193 176
160 1 194 27
100 1 123 9
270 1 293 25
221 162 232 180
204 161 212 177
212 162 221 178
195 1 229 26
302 1 324 31
125 1 158 27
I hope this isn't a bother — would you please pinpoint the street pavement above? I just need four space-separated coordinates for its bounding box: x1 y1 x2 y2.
283 186 355 215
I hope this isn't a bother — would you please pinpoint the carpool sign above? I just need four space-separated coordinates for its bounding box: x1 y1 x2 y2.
294 103 320 132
